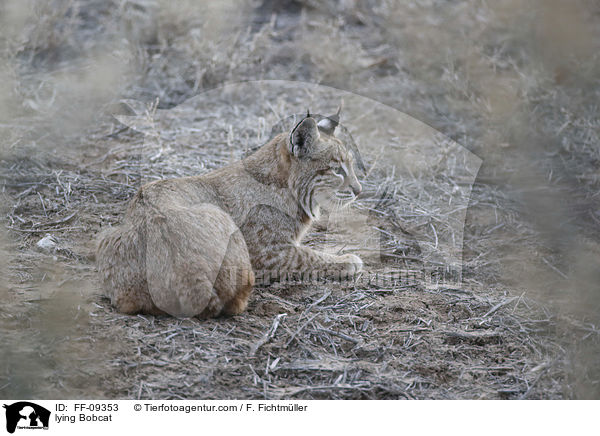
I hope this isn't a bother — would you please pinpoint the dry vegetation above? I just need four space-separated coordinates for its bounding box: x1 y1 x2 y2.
1 0 599 399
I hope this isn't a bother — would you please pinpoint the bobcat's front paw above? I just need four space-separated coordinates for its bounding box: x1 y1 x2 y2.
338 253 363 275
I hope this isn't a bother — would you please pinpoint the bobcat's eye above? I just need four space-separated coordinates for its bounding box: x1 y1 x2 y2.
331 166 345 176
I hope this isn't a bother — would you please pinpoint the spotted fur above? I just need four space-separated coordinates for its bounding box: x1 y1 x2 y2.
96 111 362 318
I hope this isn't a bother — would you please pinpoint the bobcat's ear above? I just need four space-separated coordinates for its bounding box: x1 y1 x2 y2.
289 117 319 157
317 104 342 135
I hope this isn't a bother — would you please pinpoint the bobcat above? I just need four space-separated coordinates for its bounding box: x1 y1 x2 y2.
96 108 363 318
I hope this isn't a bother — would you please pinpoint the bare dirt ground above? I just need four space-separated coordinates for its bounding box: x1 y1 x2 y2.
1 0 599 399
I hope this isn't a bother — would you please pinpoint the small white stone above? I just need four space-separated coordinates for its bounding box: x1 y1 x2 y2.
36 234 58 251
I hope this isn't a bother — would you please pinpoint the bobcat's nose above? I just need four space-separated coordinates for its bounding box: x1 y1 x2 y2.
351 183 362 196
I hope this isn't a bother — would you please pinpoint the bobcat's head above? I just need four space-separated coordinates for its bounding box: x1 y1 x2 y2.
287 109 362 220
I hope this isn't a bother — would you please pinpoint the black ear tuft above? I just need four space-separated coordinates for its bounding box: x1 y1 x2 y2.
289 117 319 157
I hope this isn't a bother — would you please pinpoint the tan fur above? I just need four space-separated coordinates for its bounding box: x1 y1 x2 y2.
97 113 362 318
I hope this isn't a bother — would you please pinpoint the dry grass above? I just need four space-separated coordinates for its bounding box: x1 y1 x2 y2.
1 0 599 399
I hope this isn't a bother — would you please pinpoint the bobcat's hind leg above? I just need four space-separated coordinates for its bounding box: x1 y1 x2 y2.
211 227 255 316
145 203 254 318
222 268 254 315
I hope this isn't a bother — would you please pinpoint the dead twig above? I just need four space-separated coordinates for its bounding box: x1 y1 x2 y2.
250 313 287 356
479 296 518 325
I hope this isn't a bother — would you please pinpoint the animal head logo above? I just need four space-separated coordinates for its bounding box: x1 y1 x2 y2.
3 402 50 434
